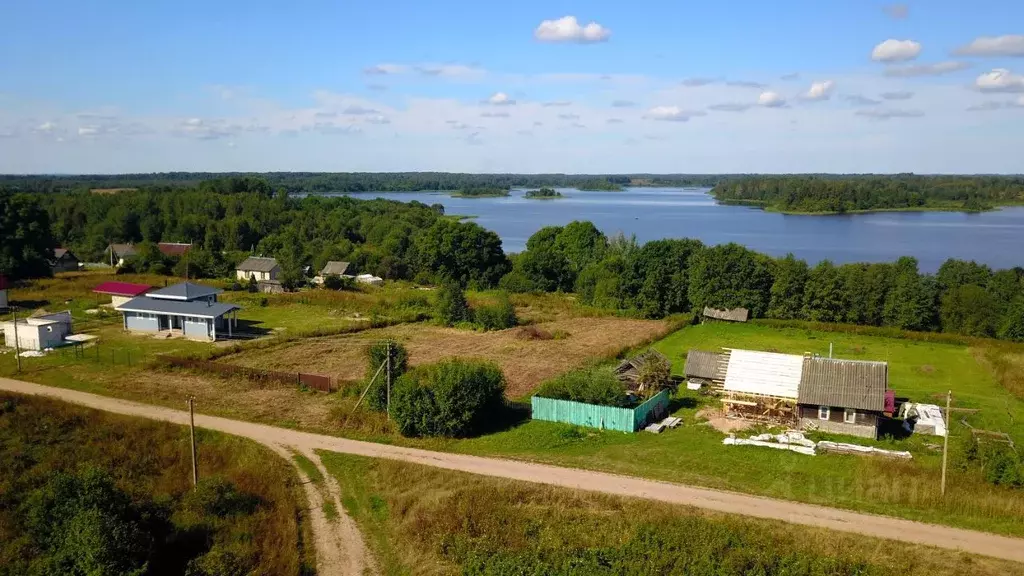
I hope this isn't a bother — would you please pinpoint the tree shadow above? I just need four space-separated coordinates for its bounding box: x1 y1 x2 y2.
475 400 532 436
669 396 699 412
9 299 50 310
229 319 273 339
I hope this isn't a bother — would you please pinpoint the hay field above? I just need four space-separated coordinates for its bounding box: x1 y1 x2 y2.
223 317 671 398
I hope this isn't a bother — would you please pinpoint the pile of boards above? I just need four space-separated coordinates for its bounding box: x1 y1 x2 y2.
644 416 682 434
723 430 912 459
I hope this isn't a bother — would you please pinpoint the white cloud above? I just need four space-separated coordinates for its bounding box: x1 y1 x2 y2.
367 84 388 92
366 115 391 125
480 111 510 118
880 91 914 100
36 121 56 133
611 100 637 108
974 68 1024 93
446 120 470 130
363 63 407 75
727 80 767 89
758 91 786 107
966 101 1006 112
227 141 236 148
542 101 572 107
803 80 835 101
645 106 705 122
571 122 586 129
884 61 969 77
343 105 380 115
882 4 909 19
844 95 881 106
954 35 1024 57
708 103 751 112
534 16 610 43
485 92 516 105
558 113 580 120
78 126 99 136
606 118 624 124
854 108 924 120
415 64 484 77
871 39 922 62
780 72 800 81
681 78 716 87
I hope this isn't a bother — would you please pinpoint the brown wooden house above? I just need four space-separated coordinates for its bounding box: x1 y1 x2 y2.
797 357 888 439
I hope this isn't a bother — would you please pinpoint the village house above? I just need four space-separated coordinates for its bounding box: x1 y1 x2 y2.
312 261 351 285
1 311 73 351
92 281 152 307
115 281 239 341
797 357 888 439
702 306 749 324
157 242 192 258
235 256 280 282
683 349 724 390
107 243 138 267
50 248 80 273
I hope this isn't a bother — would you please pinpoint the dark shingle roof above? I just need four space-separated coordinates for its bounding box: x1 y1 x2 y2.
703 307 749 322
236 256 279 272
116 296 238 319
685 349 723 379
146 281 221 301
320 261 350 276
109 243 137 258
798 357 887 412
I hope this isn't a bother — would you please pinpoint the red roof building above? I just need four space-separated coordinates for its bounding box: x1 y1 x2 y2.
157 242 193 257
93 281 152 306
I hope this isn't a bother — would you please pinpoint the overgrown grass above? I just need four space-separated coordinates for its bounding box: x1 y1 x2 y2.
290 451 325 485
0 393 313 575
320 452 1021 576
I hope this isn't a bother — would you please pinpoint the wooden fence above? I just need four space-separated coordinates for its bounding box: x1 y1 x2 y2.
159 356 336 392
531 389 671 433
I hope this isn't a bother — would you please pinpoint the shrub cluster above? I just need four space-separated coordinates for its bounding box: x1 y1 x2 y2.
390 359 506 437
534 366 629 407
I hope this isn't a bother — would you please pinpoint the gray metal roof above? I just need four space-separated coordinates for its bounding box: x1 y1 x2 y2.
109 243 137 258
685 350 723 380
703 307 749 322
320 261 350 275
798 357 887 412
236 256 279 272
146 282 222 301
116 296 238 319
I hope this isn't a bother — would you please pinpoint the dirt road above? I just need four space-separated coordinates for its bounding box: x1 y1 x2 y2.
3 377 1023 565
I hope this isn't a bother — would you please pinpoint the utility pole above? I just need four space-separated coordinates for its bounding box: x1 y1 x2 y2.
188 396 198 489
11 307 21 373
386 340 392 416
941 389 952 496
829 342 833 359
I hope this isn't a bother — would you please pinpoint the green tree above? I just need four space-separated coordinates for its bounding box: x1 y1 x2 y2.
0 192 56 279
390 359 507 437
999 298 1024 341
883 257 937 331
937 259 992 292
435 283 472 326
575 256 630 310
803 260 846 322
413 220 509 287
766 254 808 320
514 248 574 292
629 239 702 318
941 284 1000 337
473 292 518 331
688 243 774 317
553 220 607 274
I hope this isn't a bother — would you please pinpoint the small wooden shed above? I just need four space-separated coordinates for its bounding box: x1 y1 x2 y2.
702 306 749 323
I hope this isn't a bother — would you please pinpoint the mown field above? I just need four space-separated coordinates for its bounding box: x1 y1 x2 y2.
0 393 313 575
321 452 1024 576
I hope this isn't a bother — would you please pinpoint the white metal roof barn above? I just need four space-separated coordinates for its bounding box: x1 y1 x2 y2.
722 349 804 399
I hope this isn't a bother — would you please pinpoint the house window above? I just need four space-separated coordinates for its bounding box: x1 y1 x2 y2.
844 408 857 424
818 406 830 420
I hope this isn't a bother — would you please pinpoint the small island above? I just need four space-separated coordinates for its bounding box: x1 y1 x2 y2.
524 187 563 200
450 187 511 198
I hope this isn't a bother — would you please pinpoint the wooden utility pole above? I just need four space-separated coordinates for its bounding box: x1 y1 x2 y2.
386 341 392 416
11 307 21 373
941 389 952 496
188 396 198 489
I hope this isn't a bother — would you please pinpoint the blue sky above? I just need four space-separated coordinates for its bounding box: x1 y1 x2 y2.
2 0 1024 173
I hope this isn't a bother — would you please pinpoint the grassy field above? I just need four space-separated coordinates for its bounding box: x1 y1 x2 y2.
321 452 1023 576
0 392 314 575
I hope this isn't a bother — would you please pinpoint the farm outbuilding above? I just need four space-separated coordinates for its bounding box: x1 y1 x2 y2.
236 256 280 282
702 307 749 323
50 248 80 273
798 357 888 439
93 281 152 307
107 243 138 267
1 311 73 351
683 349 724 390
312 261 352 285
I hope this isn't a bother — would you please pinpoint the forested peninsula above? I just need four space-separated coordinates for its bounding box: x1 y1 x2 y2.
3 175 1024 343
711 175 1024 214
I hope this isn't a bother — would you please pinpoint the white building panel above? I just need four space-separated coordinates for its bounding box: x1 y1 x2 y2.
723 349 803 399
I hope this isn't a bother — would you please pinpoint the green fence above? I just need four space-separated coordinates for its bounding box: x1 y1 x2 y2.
531 389 671 433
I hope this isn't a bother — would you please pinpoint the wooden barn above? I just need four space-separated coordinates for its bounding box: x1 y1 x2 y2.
702 306 749 324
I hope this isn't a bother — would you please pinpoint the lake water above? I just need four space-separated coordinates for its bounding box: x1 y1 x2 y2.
331 187 1024 272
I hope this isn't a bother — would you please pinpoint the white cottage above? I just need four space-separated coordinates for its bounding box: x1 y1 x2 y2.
1 311 73 351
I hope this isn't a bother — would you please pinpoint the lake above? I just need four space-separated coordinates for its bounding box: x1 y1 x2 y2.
330 187 1024 272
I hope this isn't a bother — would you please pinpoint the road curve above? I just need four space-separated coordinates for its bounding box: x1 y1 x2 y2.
3 377 1023 565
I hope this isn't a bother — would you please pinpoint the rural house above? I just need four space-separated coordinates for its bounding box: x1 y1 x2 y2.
50 248 80 273
684 349 724 390
313 261 351 285
157 242 192 258
797 357 888 439
92 281 152 307
107 243 138 267
1 311 73 351
115 281 239 341
236 256 280 282
702 306 749 323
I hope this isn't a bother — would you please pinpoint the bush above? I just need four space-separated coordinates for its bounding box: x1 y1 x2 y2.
365 339 408 411
535 366 629 407
390 359 506 437
436 283 473 326
474 293 518 331
322 274 355 291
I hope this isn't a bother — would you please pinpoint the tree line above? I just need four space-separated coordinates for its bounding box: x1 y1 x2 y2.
711 175 1024 213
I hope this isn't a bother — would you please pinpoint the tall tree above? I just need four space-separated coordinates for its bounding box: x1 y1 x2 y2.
884 257 937 331
941 284 1000 337
688 243 774 317
766 254 808 320
0 192 56 279
803 260 846 322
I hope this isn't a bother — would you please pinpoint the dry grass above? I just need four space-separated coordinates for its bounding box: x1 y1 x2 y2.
223 317 670 398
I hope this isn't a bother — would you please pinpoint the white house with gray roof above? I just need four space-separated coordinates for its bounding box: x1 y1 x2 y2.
115 281 239 341
235 256 280 282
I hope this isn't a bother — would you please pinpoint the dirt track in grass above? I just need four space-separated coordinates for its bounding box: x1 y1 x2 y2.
222 317 671 397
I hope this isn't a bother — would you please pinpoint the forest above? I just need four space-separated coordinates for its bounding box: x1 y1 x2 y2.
2 176 1023 341
711 174 1024 213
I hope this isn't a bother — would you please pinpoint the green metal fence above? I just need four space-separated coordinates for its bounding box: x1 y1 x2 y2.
531 389 670 433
